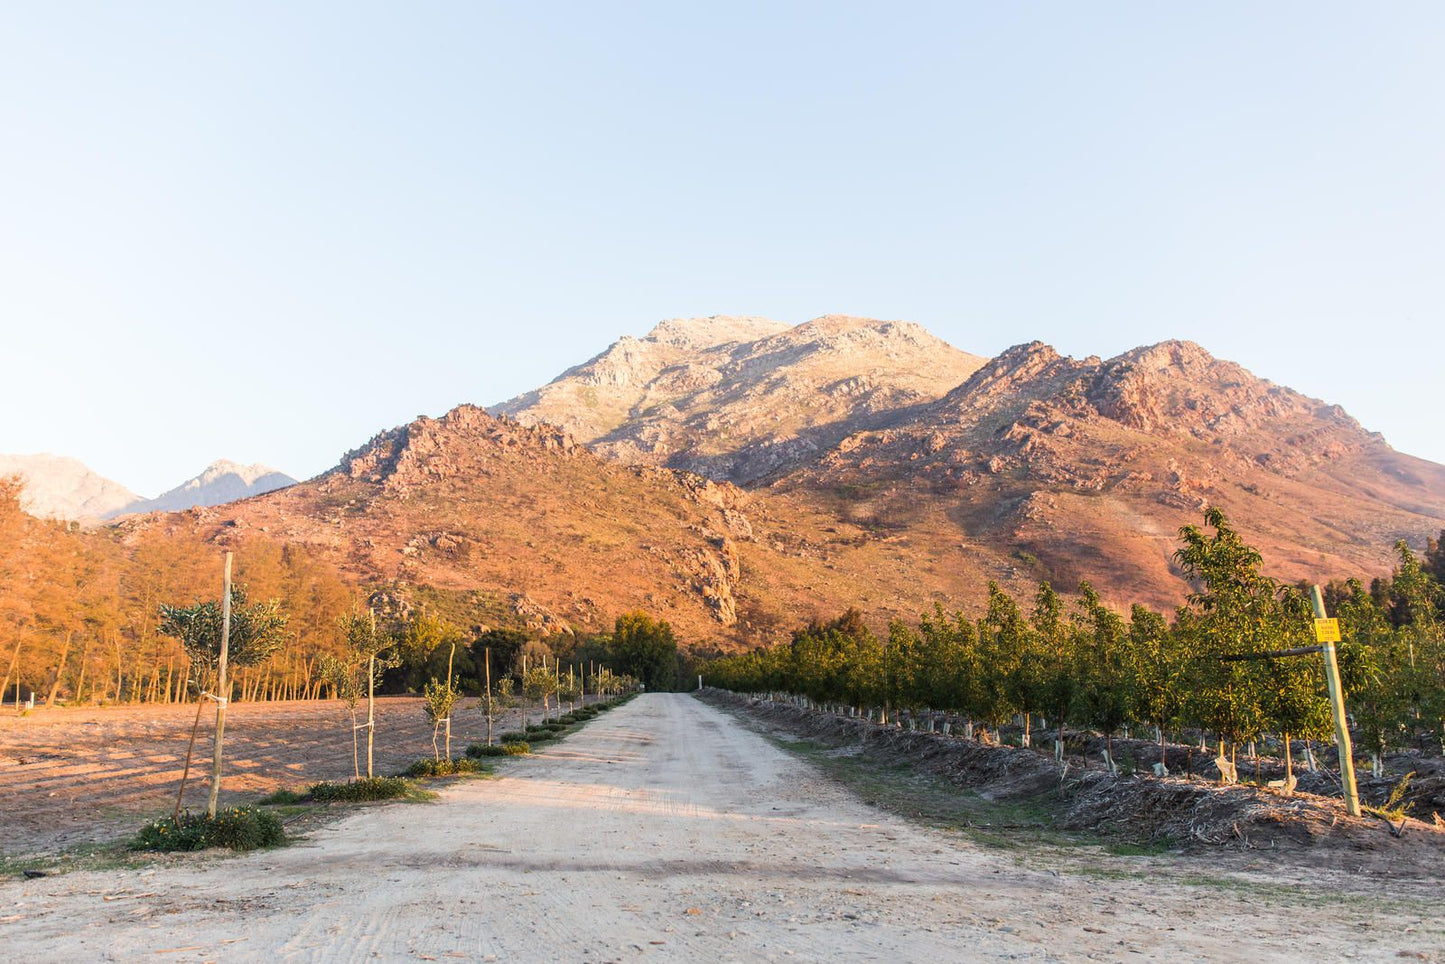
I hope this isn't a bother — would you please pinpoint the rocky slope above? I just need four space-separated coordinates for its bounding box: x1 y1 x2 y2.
779 339 1445 607
119 329 1445 645
0 453 139 521
496 315 987 484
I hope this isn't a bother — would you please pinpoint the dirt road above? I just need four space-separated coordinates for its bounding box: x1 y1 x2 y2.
4 694 1439 961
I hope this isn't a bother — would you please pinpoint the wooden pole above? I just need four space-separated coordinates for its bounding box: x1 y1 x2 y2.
445 641 456 760
484 647 493 746
205 552 233 819
366 609 377 779
1311 584 1360 818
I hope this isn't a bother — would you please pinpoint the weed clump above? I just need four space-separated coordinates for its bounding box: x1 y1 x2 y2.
405 757 485 777
134 807 285 852
308 777 410 802
466 741 531 757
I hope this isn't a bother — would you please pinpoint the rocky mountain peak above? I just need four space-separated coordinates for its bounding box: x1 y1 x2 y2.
643 315 790 349
340 404 579 490
1083 340 1357 440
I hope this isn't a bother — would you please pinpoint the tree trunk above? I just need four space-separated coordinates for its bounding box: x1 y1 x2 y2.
45 630 74 706
366 653 376 779
350 706 360 779
206 553 233 820
0 636 22 707
73 636 93 705
1283 732 1293 794
445 642 455 760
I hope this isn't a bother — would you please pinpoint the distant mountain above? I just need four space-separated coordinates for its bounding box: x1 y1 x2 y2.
0 454 296 522
116 460 296 516
495 315 988 484
0 453 139 521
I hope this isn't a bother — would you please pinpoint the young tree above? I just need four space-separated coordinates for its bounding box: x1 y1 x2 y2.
1127 603 1189 772
320 651 366 778
976 583 1028 743
332 609 401 779
1070 583 1135 774
158 571 288 817
480 676 518 744
1027 583 1075 757
522 663 559 725
1174 509 1281 780
424 677 462 760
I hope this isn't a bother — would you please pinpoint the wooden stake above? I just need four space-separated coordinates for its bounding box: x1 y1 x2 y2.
484 647 493 746
1311 585 1361 817
205 552 233 819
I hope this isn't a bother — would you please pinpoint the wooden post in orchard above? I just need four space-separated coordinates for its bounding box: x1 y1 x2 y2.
366 610 377 779
205 552 233 819
1311 585 1360 817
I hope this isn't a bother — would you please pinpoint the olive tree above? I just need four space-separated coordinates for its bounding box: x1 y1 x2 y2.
158 581 288 817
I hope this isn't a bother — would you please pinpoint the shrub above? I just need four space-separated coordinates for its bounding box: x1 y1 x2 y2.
525 731 557 744
405 757 485 777
498 730 528 743
134 807 285 853
466 741 531 757
308 777 410 802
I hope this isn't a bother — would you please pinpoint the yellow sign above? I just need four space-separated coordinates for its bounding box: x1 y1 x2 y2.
1314 618 1341 643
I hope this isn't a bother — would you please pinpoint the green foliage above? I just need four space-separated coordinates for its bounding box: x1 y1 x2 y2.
613 611 678 690
471 629 530 678
134 807 284 852
707 509 1445 772
308 777 410 802
157 585 290 679
466 741 531 757
404 756 484 777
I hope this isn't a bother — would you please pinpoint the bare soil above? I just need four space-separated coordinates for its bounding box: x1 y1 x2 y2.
3 694 1442 961
0 696 554 856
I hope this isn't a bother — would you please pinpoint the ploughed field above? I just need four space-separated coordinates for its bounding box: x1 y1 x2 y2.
4 694 1442 960
0 696 544 855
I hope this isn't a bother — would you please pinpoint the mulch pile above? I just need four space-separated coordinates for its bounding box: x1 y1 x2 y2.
702 690 1445 858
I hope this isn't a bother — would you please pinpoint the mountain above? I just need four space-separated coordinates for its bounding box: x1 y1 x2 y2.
116 460 296 516
777 339 1445 607
135 405 893 642
496 315 987 484
0 454 139 521
123 325 1445 646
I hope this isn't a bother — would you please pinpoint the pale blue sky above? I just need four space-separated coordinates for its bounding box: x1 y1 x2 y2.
2 3 1442 495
